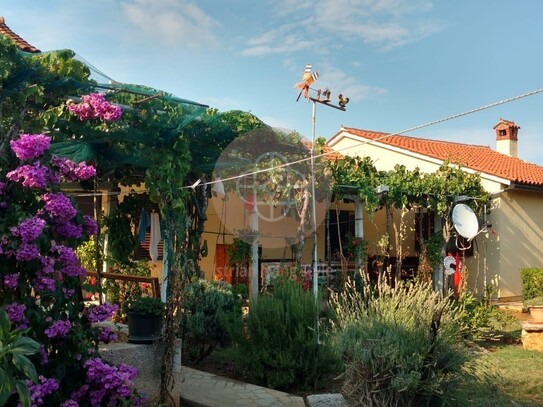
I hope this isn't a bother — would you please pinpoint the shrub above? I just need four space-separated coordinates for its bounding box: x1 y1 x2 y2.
180 279 243 363
0 308 40 407
226 279 342 391
0 132 142 405
330 274 486 407
520 267 543 301
124 296 165 316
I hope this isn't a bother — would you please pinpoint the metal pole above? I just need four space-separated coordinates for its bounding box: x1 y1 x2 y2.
311 100 318 297
250 174 259 301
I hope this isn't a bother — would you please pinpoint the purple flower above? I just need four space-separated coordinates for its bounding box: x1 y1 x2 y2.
5 302 25 323
0 182 5 195
53 221 83 239
44 319 72 339
10 134 51 161
69 384 89 402
63 287 76 298
16 242 40 261
83 358 138 406
12 216 47 242
60 264 86 277
42 193 77 222
7 162 50 189
23 375 59 407
60 400 79 407
39 345 49 365
51 244 79 266
40 256 55 274
96 326 117 344
83 215 98 236
32 276 56 292
3 273 20 288
87 303 118 323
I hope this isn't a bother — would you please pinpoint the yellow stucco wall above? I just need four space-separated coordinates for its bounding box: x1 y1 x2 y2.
494 190 543 297
329 130 543 299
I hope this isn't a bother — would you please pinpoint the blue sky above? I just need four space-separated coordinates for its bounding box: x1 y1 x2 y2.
4 0 543 165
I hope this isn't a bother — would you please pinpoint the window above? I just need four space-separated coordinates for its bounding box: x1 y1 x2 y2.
414 209 435 252
326 210 355 261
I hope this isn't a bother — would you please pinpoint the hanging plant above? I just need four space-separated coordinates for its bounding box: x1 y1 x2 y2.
227 238 252 267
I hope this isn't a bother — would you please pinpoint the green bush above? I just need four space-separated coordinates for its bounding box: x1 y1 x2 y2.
520 267 543 301
226 280 342 391
0 309 40 407
180 279 244 363
330 274 488 407
457 293 521 343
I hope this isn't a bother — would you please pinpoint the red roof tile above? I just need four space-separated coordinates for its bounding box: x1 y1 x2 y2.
0 17 40 53
334 127 543 187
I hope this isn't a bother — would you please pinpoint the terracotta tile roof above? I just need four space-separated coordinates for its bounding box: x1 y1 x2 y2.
335 127 543 187
0 17 40 53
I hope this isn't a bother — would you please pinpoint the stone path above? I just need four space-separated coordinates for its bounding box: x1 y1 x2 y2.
180 366 306 407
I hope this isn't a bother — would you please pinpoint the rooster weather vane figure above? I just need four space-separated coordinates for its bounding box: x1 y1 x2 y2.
294 64 349 111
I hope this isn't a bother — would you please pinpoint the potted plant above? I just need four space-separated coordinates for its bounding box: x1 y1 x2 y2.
124 296 165 343
524 296 543 324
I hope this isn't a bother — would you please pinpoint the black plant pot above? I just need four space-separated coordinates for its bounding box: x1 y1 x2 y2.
127 312 163 344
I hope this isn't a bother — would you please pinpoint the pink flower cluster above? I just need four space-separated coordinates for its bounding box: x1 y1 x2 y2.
10 133 51 160
7 162 52 189
68 93 122 122
52 156 96 181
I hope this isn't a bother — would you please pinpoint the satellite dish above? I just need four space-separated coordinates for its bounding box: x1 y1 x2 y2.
452 203 479 240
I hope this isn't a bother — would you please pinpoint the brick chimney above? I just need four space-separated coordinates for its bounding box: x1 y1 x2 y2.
494 118 519 157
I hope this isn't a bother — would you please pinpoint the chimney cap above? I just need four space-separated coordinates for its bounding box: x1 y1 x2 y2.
493 118 520 130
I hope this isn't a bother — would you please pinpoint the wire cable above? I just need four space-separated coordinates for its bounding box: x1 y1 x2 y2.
194 86 543 189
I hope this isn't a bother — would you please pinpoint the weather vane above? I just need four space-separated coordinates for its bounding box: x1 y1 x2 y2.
294 64 349 111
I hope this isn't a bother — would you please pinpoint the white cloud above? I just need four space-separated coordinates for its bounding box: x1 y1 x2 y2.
241 33 316 56
121 0 220 48
250 0 443 55
316 65 387 102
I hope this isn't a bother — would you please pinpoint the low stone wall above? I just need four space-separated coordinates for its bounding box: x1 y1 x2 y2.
520 321 543 352
99 339 182 406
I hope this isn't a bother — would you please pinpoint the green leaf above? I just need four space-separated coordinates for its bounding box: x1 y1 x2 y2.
0 309 11 335
10 337 40 355
15 380 31 407
12 354 38 383
0 368 14 406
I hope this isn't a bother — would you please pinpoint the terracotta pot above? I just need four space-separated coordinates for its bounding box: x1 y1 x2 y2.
529 306 543 324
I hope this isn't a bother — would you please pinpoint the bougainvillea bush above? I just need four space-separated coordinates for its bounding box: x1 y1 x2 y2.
0 132 143 406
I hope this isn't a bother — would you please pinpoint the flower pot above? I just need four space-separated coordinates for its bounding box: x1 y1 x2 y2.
529 306 543 324
127 312 163 344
